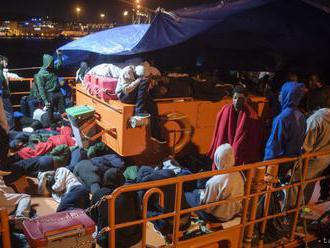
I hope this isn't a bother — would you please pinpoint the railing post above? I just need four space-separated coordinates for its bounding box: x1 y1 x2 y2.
258 164 279 247
108 195 116 248
142 188 165 248
289 157 309 241
239 168 254 248
0 209 11 248
173 181 183 245
244 167 266 248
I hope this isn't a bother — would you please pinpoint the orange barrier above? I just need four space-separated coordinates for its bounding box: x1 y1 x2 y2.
0 208 11 248
102 151 330 248
8 77 75 108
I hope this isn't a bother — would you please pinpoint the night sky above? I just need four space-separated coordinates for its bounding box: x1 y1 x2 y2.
1 0 218 22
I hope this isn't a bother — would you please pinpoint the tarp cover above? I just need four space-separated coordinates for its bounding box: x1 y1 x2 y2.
58 0 330 70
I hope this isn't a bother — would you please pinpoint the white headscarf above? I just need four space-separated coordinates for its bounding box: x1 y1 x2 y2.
134 65 145 77
214 143 235 170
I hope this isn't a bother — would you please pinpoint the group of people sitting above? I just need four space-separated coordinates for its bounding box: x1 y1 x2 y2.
0 50 329 247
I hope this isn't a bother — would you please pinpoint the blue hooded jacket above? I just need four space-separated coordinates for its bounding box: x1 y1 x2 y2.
264 82 306 160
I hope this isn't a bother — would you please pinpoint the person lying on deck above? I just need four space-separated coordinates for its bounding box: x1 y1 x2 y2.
185 143 244 223
38 167 90 212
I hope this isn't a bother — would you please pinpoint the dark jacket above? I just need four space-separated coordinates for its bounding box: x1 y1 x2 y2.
264 82 306 160
73 160 101 189
5 156 54 184
90 154 125 172
136 166 191 235
91 187 142 248
31 54 62 104
136 166 176 212
73 155 125 190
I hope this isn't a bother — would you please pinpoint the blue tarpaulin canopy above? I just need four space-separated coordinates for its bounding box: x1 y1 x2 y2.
59 0 330 70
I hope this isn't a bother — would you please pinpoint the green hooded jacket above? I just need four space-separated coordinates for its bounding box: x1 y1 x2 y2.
31 54 62 104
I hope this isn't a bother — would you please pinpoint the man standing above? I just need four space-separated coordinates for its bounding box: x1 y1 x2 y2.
31 50 64 127
208 86 264 167
264 82 306 180
0 56 21 130
0 56 9 170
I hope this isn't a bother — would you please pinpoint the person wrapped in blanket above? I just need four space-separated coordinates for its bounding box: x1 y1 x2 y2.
185 143 245 222
208 86 264 168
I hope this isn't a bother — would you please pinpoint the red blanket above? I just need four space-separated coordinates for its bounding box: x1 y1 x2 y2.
18 134 75 159
208 103 263 169
18 142 54 159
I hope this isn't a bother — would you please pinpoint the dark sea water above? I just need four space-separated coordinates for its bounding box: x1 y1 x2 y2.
0 37 74 78
0 38 76 107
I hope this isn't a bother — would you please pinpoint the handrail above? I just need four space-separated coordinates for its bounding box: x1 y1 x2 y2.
8 77 76 108
0 208 11 248
142 188 165 247
103 150 330 248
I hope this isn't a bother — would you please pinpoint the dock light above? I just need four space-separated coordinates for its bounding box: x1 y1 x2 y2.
100 13 105 18
76 7 81 22
123 10 129 16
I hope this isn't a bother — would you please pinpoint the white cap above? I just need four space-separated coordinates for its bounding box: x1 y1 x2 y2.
135 65 145 77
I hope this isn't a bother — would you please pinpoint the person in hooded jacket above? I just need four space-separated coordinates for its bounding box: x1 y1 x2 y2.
31 50 65 126
91 168 142 248
264 81 306 181
185 143 244 222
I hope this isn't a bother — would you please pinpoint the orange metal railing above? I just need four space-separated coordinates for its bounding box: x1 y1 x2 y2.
0 208 11 248
8 77 76 108
102 151 330 248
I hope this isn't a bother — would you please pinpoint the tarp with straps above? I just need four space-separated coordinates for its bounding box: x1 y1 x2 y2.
58 0 330 70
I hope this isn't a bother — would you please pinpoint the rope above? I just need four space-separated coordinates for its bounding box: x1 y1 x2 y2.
8 66 41 72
